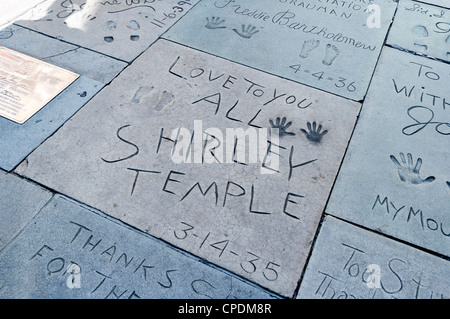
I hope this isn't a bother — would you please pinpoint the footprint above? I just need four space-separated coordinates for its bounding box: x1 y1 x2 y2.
0 28 13 39
412 25 429 38
299 39 320 58
413 43 428 53
322 44 339 66
127 20 140 30
105 20 117 31
130 35 139 41
155 91 174 111
132 85 154 104
104 36 114 43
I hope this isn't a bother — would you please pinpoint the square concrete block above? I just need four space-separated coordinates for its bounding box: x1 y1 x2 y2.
14 0 200 62
326 46 450 257
163 0 397 101
0 170 52 251
387 0 450 62
16 39 361 297
297 216 449 299
0 195 276 298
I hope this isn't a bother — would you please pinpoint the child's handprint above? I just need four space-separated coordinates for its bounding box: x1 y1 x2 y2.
233 24 260 39
300 121 328 144
205 16 226 29
269 117 295 137
390 152 435 185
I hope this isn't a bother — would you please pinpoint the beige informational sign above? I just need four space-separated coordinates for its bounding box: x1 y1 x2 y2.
0 46 79 124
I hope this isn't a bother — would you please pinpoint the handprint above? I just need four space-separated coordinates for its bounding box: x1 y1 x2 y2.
269 117 295 137
300 121 328 144
390 153 435 185
233 24 259 39
205 17 226 29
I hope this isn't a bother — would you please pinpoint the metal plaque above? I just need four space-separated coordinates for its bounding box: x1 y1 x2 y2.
0 46 79 124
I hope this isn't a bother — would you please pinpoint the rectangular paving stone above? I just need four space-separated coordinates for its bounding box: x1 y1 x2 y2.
0 24 126 171
162 0 397 101
387 0 450 62
14 0 200 62
297 216 449 299
15 39 361 297
0 195 276 299
326 46 450 257
0 170 52 251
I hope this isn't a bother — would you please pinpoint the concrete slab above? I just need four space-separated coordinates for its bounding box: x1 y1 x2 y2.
0 170 52 251
387 0 450 62
297 216 449 299
0 195 276 299
0 25 127 84
326 46 450 257
14 0 200 62
162 0 397 101
16 39 361 297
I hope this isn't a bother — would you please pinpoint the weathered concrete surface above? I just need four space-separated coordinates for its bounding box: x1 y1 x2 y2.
15 39 361 297
387 0 450 62
0 23 126 171
0 195 277 299
0 170 52 251
163 0 397 100
326 46 450 257
14 0 200 62
298 216 449 299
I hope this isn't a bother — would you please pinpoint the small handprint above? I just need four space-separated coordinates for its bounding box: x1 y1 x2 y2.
300 121 328 144
233 24 260 39
390 152 435 185
269 117 295 137
205 16 226 29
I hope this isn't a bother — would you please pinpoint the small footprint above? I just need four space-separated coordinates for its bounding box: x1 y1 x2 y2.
105 20 117 31
104 20 140 43
412 25 429 38
411 25 429 54
0 28 13 39
155 91 174 111
299 39 320 59
127 20 140 30
413 43 428 53
322 44 339 66
132 85 154 104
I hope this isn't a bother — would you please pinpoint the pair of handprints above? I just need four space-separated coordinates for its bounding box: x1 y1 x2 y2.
205 16 259 39
269 117 328 143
